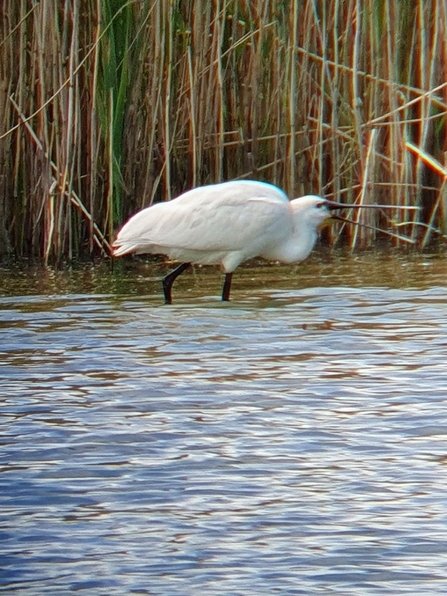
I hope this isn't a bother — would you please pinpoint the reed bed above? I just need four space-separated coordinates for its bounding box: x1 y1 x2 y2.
1 0 446 260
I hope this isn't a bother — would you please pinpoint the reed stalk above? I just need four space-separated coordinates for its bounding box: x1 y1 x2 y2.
1 0 446 259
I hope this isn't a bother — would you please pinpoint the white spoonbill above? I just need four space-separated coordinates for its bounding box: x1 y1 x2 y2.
112 180 397 303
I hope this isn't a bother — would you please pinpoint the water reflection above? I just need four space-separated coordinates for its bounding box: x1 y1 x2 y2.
1 252 447 594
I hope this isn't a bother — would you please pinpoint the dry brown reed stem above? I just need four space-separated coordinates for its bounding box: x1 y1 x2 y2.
9 96 111 256
1 0 446 259
406 143 447 180
287 0 299 195
349 128 378 249
406 141 447 247
0 1 140 142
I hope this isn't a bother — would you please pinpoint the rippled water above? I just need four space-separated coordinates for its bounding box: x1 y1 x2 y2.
2 252 447 595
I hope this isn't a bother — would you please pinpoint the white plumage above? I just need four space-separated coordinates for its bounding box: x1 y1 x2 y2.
112 180 386 303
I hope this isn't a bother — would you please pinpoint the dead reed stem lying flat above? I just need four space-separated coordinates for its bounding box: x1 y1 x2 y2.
1 0 446 259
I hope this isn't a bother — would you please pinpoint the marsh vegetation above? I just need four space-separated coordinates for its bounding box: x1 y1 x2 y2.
1 1 446 260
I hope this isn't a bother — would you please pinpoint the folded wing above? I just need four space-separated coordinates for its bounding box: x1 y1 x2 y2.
113 181 292 258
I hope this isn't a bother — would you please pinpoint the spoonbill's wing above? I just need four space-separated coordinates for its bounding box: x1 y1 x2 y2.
114 182 291 255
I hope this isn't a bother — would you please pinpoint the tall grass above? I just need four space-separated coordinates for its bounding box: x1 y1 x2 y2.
1 0 446 260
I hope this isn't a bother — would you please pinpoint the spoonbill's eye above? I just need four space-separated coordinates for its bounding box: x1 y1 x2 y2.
316 202 326 209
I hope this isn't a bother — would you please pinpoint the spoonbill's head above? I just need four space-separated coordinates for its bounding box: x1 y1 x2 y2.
290 195 344 230
291 195 397 231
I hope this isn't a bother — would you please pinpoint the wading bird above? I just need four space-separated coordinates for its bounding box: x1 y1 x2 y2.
112 180 402 303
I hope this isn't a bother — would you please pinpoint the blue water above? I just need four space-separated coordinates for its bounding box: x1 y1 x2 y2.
1 254 447 594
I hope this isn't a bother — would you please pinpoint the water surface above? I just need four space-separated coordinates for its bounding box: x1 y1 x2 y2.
1 251 447 595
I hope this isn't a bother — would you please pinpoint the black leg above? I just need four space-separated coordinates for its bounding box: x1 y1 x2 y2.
162 262 191 304
221 272 233 301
